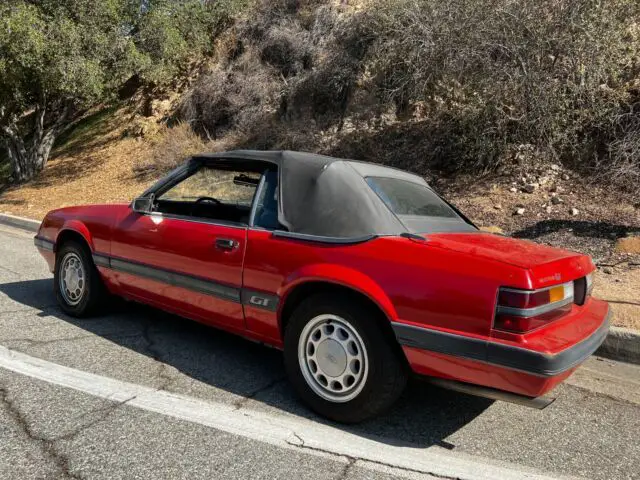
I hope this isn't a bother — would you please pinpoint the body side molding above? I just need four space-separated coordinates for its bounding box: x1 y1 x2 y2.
91 253 279 311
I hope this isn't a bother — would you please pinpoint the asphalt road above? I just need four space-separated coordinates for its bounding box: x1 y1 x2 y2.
0 223 639 480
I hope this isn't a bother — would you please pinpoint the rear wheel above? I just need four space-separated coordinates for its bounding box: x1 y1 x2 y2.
54 241 105 317
284 294 407 423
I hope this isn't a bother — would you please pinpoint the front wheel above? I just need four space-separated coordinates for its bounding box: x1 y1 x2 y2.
284 294 407 423
54 241 106 317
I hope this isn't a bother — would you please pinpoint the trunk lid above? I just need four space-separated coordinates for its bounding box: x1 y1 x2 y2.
426 232 593 288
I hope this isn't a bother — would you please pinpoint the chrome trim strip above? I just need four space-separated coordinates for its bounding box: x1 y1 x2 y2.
392 309 611 377
496 296 574 317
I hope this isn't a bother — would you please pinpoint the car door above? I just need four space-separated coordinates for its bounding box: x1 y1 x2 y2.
110 165 261 331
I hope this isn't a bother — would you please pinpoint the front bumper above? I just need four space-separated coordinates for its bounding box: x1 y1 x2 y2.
34 235 56 272
393 302 611 398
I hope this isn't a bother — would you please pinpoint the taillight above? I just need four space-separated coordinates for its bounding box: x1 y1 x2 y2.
494 282 574 333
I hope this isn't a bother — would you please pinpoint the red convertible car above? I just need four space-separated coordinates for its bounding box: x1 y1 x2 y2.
34 150 610 422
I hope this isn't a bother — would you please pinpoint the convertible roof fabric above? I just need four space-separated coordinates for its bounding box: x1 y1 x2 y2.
193 150 427 237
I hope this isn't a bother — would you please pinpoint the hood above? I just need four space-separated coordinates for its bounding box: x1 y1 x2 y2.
425 232 581 269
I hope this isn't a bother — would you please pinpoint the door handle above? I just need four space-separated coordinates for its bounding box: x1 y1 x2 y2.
215 238 239 251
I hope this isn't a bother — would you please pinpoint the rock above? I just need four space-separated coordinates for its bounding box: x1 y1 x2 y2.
603 267 613 275
570 208 579 216
522 183 538 193
546 206 553 214
551 164 560 171
515 207 526 215
509 187 518 193
561 173 570 181
551 196 563 205
480 226 504 234
493 204 502 210
549 184 558 192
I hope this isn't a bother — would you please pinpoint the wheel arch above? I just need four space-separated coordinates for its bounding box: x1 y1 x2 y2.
278 275 405 363
55 222 94 254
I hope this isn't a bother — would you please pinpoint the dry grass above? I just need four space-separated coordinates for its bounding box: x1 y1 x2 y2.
0 106 157 220
134 122 210 177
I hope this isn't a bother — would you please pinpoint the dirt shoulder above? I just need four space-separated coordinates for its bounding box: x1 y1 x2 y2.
594 267 640 330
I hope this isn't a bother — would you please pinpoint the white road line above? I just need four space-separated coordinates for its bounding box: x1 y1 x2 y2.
0 345 574 480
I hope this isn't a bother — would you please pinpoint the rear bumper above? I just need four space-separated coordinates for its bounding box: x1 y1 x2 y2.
393 304 611 397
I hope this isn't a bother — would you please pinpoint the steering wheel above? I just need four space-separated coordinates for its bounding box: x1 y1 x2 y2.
194 196 221 205
191 196 221 217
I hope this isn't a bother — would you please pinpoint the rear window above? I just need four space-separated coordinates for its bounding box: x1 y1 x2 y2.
366 176 476 233
366 177 458 217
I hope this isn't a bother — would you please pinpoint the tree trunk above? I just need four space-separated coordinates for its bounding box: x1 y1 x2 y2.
1 102 70 182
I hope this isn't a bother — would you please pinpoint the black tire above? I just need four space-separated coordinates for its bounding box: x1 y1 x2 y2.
284 293 407 423
54 240 106 317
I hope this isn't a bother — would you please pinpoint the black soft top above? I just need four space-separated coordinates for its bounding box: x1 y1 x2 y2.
147 150 475 239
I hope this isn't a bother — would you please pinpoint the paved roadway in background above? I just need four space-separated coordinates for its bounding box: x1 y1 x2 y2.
0 223 639 480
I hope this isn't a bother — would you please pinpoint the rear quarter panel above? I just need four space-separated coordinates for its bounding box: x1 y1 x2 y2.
242 231 530 344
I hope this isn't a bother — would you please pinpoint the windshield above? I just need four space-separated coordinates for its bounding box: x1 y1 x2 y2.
366 176 476 234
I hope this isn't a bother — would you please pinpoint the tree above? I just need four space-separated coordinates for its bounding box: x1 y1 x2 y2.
0 0 242 182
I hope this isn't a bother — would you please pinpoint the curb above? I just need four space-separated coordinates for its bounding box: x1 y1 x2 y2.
597 326 640 365
0 213 41 233
1 212 638 364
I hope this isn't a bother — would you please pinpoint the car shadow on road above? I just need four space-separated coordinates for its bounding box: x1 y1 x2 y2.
0 278 493 449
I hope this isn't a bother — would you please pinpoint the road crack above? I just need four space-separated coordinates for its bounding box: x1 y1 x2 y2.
286 432 460 480
3 334 95 347
142 321 174 390
0 383 83 479
3 331 146 349
51 394 138 443
232 375 287 411
0 380 140 479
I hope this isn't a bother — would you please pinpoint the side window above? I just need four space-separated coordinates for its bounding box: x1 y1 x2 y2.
159 168 259 204
155 167 260 224
252 170 281 230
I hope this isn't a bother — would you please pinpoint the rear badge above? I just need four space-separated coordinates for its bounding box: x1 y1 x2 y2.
539 273 562 284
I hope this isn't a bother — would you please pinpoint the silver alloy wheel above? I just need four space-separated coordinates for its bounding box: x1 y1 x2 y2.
59 252 86 306
298 314 369 403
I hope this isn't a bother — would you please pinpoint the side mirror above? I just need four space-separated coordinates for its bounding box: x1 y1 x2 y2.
132 196 153 214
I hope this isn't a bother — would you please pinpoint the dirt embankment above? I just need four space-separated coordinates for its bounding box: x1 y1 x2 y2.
0 105 638 329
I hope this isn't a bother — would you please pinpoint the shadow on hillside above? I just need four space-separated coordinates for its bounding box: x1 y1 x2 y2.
512 220 640 241
0 278 492 449
53 105 121 158
2 106 127 191
0 197 26 206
